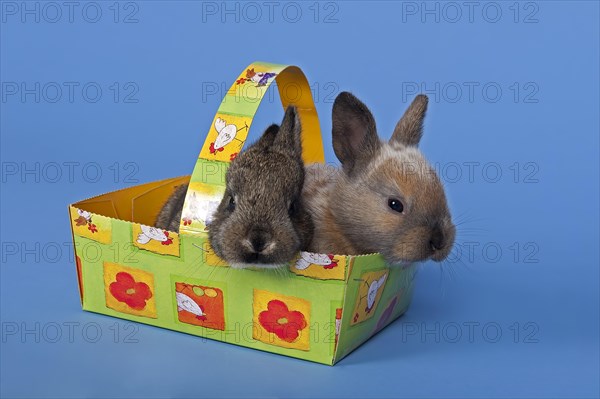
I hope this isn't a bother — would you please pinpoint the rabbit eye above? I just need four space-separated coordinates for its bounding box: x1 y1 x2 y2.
227 196 235 212
388 198 404 213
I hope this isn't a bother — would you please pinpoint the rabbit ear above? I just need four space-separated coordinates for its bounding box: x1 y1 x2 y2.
332 92 380 174
272 105 302 158
391 94 428 147
252 123 280 151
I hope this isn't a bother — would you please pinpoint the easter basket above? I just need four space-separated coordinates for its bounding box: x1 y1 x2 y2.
68 62 417 365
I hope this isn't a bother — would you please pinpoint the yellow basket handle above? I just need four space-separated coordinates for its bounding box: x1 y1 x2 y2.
179 62 325 236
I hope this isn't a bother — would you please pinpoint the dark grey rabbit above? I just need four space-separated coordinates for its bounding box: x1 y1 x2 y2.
155 106 313 268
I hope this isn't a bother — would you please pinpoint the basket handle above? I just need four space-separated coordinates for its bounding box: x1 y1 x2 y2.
179 62 325 236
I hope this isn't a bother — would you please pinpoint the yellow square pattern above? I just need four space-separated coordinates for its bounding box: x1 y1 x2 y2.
103 262 157 318
199 113 252 162
350 269 389 326
70 207 111 244
290 252 347 280
179 182 225 234
132 224 180 257
253 289 311 351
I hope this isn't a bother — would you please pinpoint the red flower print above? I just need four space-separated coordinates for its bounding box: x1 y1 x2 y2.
323 254 338 269
353 313 359 322
230 152 238 161
259 300 307 343
195 305 207 321
209 142 225 154
109 272 152 310
161 231 173 246
236 78 246 85
87 223 98 233
183 217 192 226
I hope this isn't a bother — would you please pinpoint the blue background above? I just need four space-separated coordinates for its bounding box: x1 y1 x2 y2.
1 1 598 398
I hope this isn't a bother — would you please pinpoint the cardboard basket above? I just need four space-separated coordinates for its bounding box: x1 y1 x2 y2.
68 62 417 365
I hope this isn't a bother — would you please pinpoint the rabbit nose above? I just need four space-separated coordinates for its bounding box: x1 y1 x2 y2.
251 236 266 253
429 227 444 251
248 228 271 253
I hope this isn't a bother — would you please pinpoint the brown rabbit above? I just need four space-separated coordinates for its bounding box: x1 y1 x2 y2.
303 92 455 264
155 106 313 268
